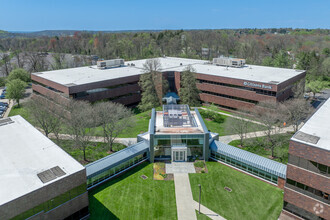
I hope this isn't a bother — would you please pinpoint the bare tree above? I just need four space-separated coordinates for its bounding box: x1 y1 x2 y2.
225 116 251 146
250 101 284 158
27 53 48 73
66 100 94 161
279 98 312 132
94 102 135 152
0 53 12 76
13 50 25 68
26 95 63 138
51 53 67 70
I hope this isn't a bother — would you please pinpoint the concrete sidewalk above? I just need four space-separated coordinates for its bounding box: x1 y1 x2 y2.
174 173 197 220
46 132 137 146
218 126 295 144
193 201 226 220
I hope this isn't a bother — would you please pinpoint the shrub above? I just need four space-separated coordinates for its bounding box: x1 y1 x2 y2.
194 161 205 168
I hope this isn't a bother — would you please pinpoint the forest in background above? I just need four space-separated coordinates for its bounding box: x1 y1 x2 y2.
0 28 329 91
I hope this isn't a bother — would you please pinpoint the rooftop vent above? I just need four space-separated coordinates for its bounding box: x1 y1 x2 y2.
97 59 125 69
37 166 66 183
0 118 14 127
293 131 320 144
212 56 245 68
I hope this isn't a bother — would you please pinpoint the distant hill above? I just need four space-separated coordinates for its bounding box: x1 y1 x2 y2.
0 29 167 38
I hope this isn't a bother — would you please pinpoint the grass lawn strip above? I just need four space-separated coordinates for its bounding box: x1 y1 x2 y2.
195 210 212 220
89 163 177 220
189 162 283 220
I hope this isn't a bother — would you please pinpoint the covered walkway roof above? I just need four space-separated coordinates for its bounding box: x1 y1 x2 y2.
210 140 287 179
85 141 149 178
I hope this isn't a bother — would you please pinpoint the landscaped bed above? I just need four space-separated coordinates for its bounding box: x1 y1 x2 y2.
89 162 177 220
153 162 173 180
194 160 208 173
189 161 283 220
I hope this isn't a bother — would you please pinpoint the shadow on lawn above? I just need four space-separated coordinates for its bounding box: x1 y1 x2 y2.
88 162 150 219
89 161 149 194
89 197 120 220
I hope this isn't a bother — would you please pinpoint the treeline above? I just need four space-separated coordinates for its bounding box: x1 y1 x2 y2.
0 28 329 88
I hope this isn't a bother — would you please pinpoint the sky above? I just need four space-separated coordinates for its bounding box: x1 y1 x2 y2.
0 0 329 31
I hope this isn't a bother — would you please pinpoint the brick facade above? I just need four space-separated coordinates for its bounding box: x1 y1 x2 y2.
289 141 330 166
278 177 286 189
284 187 329 219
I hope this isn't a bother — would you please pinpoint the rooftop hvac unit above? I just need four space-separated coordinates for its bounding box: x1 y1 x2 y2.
97 59 125 69
212 56 246 68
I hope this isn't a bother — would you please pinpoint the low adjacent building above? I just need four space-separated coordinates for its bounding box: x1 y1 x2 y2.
281 98 330 220
31 57 306 110
0 116 89 220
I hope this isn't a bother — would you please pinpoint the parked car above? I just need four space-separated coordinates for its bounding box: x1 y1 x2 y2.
0 95 5 99
0 106 6 111
0 102 8 107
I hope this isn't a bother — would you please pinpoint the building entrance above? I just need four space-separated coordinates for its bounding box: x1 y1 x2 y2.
171 145 187 162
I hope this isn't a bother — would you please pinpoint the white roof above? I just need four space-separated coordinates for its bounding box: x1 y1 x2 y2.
0 116 84 206
33 57 304 87
291 98 330 151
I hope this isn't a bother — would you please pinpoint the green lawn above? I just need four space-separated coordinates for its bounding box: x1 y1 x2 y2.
196 210 211 220
202 105 233 115
52 139 126 164
92 109 152 138
189 162 283 220
228 134 291 164
8 104 34 124
89 163 177 220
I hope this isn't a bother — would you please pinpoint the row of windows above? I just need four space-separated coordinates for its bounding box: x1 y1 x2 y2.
197 79 277 97
286 178 329 204
12 184 87 220
155 138 204 147
210 151 278 184
283 202 325 220
288 154 329 177
200 90 259 104
87 153 147 188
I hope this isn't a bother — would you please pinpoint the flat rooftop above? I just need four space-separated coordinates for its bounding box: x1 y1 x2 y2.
32 57 305 87
291 98 330 151
0 116 84 206
155 105 204 134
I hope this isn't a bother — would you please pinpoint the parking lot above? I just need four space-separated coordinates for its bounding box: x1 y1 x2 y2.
0 88 10 118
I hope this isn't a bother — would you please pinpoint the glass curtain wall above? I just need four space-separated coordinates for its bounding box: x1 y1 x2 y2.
211 150 278 184
87 153 147 188
154 134 204 159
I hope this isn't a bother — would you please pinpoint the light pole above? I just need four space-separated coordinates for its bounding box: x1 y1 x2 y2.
198 184 201 214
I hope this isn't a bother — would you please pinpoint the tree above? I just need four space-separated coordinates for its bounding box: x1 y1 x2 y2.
138 58 165 111
6 79 26 107
273 50 291 68
279 98 312 132
27 53 48 73
250 101 284 158
26 95 62 138
51 53 67 70
225 116 251 146
94 102 135 152
7 68 30 83
0 53 12 76
66 100 94 161
180 65 200 106
306 80 325 98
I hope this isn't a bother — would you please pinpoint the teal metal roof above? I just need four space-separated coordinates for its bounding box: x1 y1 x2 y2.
210 140 287 179
85 140 149 178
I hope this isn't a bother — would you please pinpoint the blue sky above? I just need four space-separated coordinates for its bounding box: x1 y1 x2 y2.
0 0 329 31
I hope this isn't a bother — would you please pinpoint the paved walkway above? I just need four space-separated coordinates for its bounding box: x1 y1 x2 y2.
46 132 137 146
174 173 197 220
218 126 295 144
166 162 195 174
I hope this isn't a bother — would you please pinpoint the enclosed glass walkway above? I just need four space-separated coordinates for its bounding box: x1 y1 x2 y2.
210 140 287 184
86 141 149 189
